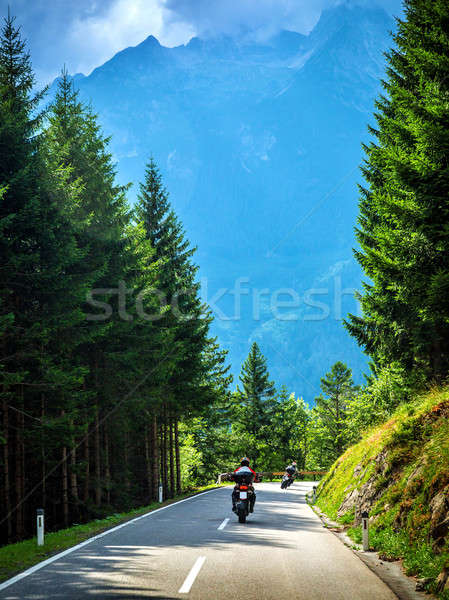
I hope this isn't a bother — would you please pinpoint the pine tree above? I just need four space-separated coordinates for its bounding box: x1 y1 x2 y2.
345 0 449 385
0 14 88 539
135 158 231 495
312 362 357 465
231 342 276 466
271 387 309 470
0 16 232 541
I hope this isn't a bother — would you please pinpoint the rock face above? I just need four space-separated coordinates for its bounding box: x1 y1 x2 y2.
436 565 449 593
336 446 449 557
430 488 449 552
337 451 388 524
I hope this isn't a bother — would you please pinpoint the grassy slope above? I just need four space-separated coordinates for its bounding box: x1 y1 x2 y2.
316 388 449 598
0 484 219 584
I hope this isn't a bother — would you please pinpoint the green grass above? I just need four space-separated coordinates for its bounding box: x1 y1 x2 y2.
0 484 219 583
315 387 449 598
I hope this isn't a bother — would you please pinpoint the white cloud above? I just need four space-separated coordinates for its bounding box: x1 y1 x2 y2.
67 0 195 75
2 0 403 84
164 0 402 39
165 0 327 38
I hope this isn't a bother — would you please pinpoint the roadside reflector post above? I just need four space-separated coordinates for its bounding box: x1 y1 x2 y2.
361 510 369 551
37 508 44 546
158 481 163 503
312 485 317 503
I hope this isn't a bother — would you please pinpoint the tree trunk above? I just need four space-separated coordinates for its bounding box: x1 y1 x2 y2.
69 415 79 521
15 392 24 540
151 415 159 501
2 397 12 542
124 428 131 495
41 395 46 511
104 426 111 506
70 443 79 515
174 419 181 495
144 424 152 502
169 418 175 498
160 422 168 499
159 424 164 497
94 404 101 506
83 432 90 504
62 444 69 528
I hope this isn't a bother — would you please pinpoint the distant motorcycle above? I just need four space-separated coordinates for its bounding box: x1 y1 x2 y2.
281 473 295 489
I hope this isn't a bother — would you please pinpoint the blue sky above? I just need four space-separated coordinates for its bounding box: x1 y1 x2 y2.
1 0 403 85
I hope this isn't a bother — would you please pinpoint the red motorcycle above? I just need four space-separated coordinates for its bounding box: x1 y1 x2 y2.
231 472 261 523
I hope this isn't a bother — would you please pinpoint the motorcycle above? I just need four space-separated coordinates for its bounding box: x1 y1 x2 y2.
231 472 260 523
281 472 295 489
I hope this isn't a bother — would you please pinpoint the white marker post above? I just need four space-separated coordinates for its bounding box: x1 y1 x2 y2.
37 509 44 546
158 481 163 503
361 510 369 551
312 486 317 504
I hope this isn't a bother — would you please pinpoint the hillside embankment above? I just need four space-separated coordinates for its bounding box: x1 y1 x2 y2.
316 388 449 598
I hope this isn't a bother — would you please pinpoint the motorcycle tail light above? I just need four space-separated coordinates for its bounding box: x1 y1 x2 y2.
240 485 248 490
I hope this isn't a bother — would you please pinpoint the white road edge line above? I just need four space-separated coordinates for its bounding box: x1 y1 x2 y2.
178 556 206 594
217 518 229 531
0 488 222 592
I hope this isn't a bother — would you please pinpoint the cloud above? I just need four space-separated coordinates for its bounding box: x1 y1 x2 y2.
67 0 194 75
165 0 403 38
1 0 403 85
165 0 328 38
1 0 194 83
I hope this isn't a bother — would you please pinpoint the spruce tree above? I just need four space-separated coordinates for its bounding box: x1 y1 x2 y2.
313 362 357 465
0 14 88 538
272 387 309 469
231 342 276 466
135 158 227 496
345 0 449 384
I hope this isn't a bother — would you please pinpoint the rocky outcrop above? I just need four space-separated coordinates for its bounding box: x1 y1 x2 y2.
430 488 449 552
337 451 389 524
435 565 449 594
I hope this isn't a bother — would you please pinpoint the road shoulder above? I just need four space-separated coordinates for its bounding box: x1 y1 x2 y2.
309 502 435 600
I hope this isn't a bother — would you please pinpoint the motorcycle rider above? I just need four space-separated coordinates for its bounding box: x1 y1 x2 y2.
231 457 257 513
285 461 297 477
284 461 297 486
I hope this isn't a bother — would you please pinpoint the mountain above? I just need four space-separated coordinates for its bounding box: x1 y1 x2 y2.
62 3 395 401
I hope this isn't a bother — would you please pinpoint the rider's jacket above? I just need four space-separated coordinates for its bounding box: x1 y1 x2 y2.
285 464 297 476
233 465 256 483
234 465 256 475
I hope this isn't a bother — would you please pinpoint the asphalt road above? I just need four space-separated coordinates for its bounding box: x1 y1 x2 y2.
0 482 397 600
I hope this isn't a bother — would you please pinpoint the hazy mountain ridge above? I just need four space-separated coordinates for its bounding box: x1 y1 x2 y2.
59 4 396 400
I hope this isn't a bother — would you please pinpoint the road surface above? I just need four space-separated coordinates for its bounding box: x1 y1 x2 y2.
0 482 397 599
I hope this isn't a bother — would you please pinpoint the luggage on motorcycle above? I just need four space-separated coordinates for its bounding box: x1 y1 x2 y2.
233 472 253 484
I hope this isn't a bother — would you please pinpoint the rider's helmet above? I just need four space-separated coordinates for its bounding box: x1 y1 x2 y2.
292 461 297 466
240 457 250 466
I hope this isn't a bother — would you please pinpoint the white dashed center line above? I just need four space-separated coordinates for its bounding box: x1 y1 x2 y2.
217 518 229 530
179 556 206 594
